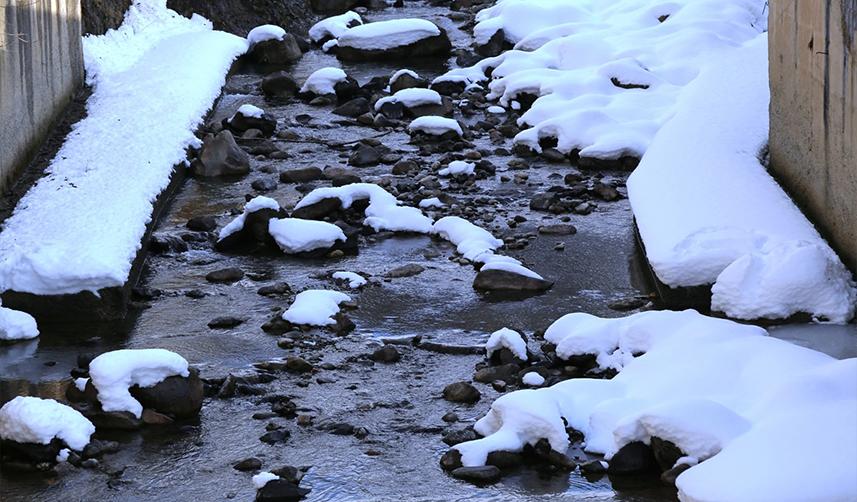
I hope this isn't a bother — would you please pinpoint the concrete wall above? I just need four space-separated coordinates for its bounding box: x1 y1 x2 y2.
769 0 857 273
0 0 83 191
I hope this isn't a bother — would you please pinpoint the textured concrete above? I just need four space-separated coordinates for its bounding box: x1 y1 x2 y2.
769 0 857 273
0 0 83 191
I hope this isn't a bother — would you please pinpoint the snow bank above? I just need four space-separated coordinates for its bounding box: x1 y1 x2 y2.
218 196 281 241
300 67 348 95
282 290 351 326
408 116 462 137
0 302 39 341
332 271 367 289
247 25 285 45
441 0 768 159
336 19 440 51
627 35 856 322
268 218 346 254
375 88 442 111
438 160 475 177
295 183 433 233
486 327 527 361
89 348 190 418
0 0 248 296
455 309 857 502
0 396 95 450
309 11 362 43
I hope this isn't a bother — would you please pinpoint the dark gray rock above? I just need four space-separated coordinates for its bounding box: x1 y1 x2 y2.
473 269 553 292
451 465 501 483
130 368 204 419
261 71 299 98
246 34 303 67
191 131 250 177
186 215 217 232
234 457 263 471
371 345 401 363
206 268 245 283
607 441 659 475
385 263 425 278
442 381 481 404
255 478 310 501
349 144 382 167
279 166 324 183
442 428 478 446
333 97 370 117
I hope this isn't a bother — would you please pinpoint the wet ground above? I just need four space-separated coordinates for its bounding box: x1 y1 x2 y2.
1 2 855 501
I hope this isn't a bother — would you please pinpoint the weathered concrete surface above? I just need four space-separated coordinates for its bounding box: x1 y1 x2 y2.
0 0 83 192
769 0 857 273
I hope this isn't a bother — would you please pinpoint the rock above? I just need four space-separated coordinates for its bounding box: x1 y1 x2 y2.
186 215 217 232
608 297 648 312
285 356 313 373
451 466 501 483
246 34 303 67
538 224 577 236
349 144 381 167
661 462 693 486
473 363 520 384
473 269 553 292
533 439 577 470
0 438 64 464
258 283 292 296
442 428 478 446
332 97 370 117
335 27 452 61
580 459 608 475
83 408 143 430
259 429 291 445
651 437 685 471
441 412 459 423
430 79 466 96
476 29 506 57
261 71 299 98
141 409 174 425
385 263 425 278
149 233 189 254
233 457 263 471
208 316 245 329
392 159 419 175
279 166 323 183
439 449 463 471
607 441 659 475
310 0 358 15
215 207 283 252
290 197 342 220
442 381 480 404
130 368 204 419
486 451 524 469
252 178 279 192
228 109 278 137
529 192 558 211
330 172 361 187
255 478 310 502
206 268 245 283
329 422 354 435
371 345 401 363
191 131 250 177
390 72 428 94
81 439 120 459
593 182 621 201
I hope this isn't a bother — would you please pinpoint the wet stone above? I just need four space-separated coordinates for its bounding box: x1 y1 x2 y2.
371 345 401 363
285 356 313 373
538 224 577 236
442 381 481 404
186 215 217 232
451 465 502 484
208 316 245 329
385 263 425 278
259 429 291 445
233 457 263 471
206 268 245 283
442 428 478 446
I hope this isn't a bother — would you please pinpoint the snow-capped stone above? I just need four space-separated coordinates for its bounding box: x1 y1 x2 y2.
300 67 348 95
333 19 451 60
218 196 282 243
438 160 475 177
408 116 463 138
0 304 39 341
332 271 367 288
0 396 95 450
247 25 285 45
486 328 527 362
522 372 545 387
253 471 279 489
268 218 346 254
282 290 351 326
309 11 362 43
245 25 302 66
375 88 442 112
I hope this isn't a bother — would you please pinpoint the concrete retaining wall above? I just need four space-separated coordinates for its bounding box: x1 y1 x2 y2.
0 0 83 191
769 0 857 273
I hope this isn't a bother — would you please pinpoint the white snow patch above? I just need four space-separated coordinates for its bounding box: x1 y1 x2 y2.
438 160 475 177
218 196 281 241
486 327 527 361
247 25 285 45
389 69 420 86
232 103 265 119
418 197 445 209
309 11 362 43
300 67 348 95
336 19 440 51
0 304 39 341
487 106 505 114
74 378 89 392
0 0 248 295
374 88 442 111
522 372 545 387
408 116 463 137
0 396 95 450
89 348 190 418
268 218 346 254
332 271 367 289
252 471 279 489
282 290 351 326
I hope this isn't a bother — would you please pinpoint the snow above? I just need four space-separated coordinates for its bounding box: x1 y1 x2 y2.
374 88 442 111
295 183 433 234
336 19 441 51
0 303 39 341
56 448 71 462
627 35 856 323
0 396 95 450
389 69 420 86
408 116 463 137
332 271 367 289
247 25 285 45
232 103 265 119
300 67 348 95
309 11 362 43
282 290 351 326
418 197 445 209
485 327 527 361
0 0 248 296
74 378 89 392
433 216 502 263
453 309 857 502
268 218 346 254
522 372 545 387
480 259 545 280
438 160 475 177
487 106 506 114
218 196 281 241
252 472 279 489
88 348 190 418
440 0 768 160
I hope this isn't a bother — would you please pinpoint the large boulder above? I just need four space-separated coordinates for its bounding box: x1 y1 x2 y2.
333 20 452 61
129 367 204 419
191 131 251 177
246 34 304 67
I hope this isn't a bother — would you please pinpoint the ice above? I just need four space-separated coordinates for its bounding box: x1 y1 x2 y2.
246 25 285 45
282 290 351 326
0 396 95 450
309 11 362 42
300 67 348 95
0 303 39 341
485 327 527 361
438 160 474 177
0 0 248 295
89 348 190 418
218 196 281 241
408 116 462 137
268 218 346 254
332 271 367 289
336 19 440 51
374 88 442 111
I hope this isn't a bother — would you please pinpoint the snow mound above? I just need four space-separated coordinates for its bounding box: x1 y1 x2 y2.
252 471 279 489
0 396 95 451
332 271 367 289
295 183 433 233
438 160 475 177
455 309 857 502
301 67 348 95
218 196 281 241
375 88 442 111
247 25 285 45
309 11 362 43
0 303 39 341
408 116 462 137
627 35 856 322
440 0 768 160
336 19 440 51
89 348 190 418
282 290 351 326
268 218 345 254
522 372 545 387
0 0 248 295
486 327 527 361
232 103 265 120
418 197 445 209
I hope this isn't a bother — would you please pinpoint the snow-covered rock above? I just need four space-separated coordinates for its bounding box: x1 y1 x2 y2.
217 196 283 251
486 328 527 362
438 160 475 177
522 372 545 387
253 471 279 489
282 290 351 326
300 67 348 96
89 349 190 418
453 309 857 502
0 303 39 341
332 271 367 289
0 396 95 451
333 19 451 60
245 24 302 66
268 218 346 254
375 88 442 112
309 11 362 43
408 116 463 138
0 0 248 296
247 25 285 45
389 69 427 93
